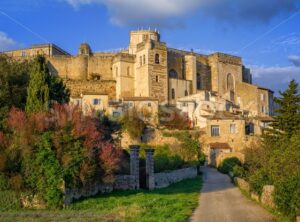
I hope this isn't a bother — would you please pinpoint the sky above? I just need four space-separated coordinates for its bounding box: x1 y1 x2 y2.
0 0 300 93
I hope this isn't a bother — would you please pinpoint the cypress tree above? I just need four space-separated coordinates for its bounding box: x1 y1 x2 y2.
272 80 300 137
25 55 50 114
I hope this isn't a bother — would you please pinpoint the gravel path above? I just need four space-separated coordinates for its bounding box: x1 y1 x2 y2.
190 167 279 222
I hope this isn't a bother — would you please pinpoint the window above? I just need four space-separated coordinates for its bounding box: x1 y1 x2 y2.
148 103 152 107
185 90 188 96
171 88 175 99
211 125 220 137
140 56 142 66
115 67 118 76
261 105 265 113
143 55 146 64
169 69 178 78
127 67 130 76
155 53 160 64
260 93 265 101
197 73 201 90
93 99 101 105
245 123 254 135
227 73 234 91
230 124 236 134
112 111 120 117
156 75 159 82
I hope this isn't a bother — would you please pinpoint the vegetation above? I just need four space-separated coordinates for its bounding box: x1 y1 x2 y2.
0 177 202 222
0 55 120 209
218 157 241 174
159 107 190 130
0 55 31 130
25 55 70 114
138 144 185 173
122 109 146 140
239 80 300 220
163 131 205 166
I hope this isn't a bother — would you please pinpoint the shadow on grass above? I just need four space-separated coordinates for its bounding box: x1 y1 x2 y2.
70 176 203 205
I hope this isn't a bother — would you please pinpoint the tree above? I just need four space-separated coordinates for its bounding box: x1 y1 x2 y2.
272 80 300 137
25 56 50 114
49 75 70 104
0 55 31 130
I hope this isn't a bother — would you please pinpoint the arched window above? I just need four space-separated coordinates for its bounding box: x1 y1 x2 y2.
197 73 201 90
227 73 234 91
171 88 175 99
127 67 130 76
169 69 178 78
155 53 160 64
185 90 188 96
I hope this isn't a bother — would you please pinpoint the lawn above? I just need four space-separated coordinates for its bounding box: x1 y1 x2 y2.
0 176 202 222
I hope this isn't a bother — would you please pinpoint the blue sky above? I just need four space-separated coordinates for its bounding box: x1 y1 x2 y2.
0 0 300 93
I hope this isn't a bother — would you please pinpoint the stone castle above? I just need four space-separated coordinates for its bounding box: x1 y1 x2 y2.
2 29 274 165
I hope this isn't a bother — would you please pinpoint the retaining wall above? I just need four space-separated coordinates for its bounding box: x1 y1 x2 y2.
154 167 198 189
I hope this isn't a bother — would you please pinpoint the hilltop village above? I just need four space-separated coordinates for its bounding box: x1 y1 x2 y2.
3 29 274 165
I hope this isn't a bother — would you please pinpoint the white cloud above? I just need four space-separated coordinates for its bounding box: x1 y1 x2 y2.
64 0 299 27
0 32 18 51
249 65 300 92
288 55 300 67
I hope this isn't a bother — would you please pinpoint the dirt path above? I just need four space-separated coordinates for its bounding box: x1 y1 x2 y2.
190 167 279 222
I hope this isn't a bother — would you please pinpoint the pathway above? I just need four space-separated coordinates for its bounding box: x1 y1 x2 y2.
190 167 279 222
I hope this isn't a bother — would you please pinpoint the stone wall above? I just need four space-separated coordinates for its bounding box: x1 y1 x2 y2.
261 185 275 209
234 177 276 210
64 175 137 205
65 80 116 99
154 167 198 189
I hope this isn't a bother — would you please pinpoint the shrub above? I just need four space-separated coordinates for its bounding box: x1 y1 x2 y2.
122 109 146 140
274 173 300 219
0 173 9 191
218 157 241 174
159 108 190 130
0 190 21 210
247 169 272 195
232 165 246 178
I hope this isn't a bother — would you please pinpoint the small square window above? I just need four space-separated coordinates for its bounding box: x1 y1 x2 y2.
211 125 220 137
148 103 151 107
93 99 101 105
230 124 236 134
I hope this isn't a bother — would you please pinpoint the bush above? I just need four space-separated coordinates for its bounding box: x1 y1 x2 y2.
0 190 21 210
232 165 246 178
0 173 9 191
122 109 146 140
218 157 241 174
274 173 300 219
247 169 271 195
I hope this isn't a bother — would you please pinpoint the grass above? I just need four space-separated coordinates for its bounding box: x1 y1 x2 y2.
0 176 202 222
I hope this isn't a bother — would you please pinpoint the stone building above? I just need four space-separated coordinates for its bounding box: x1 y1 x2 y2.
2 29 274 164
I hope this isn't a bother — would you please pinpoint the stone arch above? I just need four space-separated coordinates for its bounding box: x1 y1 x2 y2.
169 69 178 78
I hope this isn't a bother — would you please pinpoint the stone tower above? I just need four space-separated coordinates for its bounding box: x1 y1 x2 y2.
131 30 168 103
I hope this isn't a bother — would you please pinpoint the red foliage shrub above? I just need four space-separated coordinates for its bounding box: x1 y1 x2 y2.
99 142 121 175
7 107 27 132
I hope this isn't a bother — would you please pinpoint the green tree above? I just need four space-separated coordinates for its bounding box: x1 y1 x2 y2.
272 80 300 137
0 55 31 129
25 56 50 114
49 75 70 104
